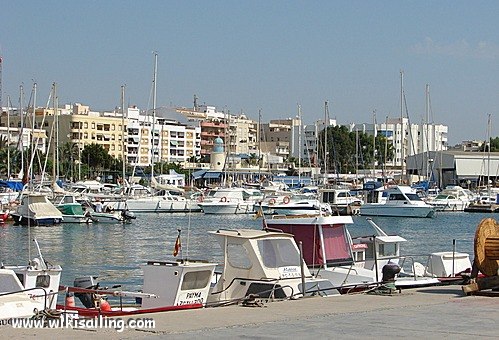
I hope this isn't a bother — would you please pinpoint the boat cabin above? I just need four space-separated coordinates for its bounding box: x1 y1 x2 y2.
141 260 216 308
207 229 337 304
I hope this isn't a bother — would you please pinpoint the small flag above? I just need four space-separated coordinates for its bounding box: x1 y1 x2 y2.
253 204 264 219
173 229 181 257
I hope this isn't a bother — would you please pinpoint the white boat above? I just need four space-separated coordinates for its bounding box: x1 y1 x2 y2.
319 187 362 215
360 185 435 218
110 185 201 213
264 215 471 290
1 239 62 317
426 186 474 212
207 228 338 304
11 192 63 226
53 194 92 224
198 187 263 214
261 193 331 216
0 269 49 319
61 259 217 316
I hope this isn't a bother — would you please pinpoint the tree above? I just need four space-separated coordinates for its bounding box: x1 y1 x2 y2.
80 143 115 177
318 126 394 174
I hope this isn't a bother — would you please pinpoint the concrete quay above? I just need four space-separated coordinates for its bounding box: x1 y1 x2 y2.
3 285 498 339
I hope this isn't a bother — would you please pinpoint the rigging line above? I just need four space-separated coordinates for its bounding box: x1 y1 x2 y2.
403 88 418 179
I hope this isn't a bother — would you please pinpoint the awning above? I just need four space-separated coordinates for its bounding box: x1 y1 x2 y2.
192 169 207 180
204 172 222 179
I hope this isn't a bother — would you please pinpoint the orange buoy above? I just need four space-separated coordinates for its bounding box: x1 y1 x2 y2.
99 299 112 312
220 197 227 203
283 196 290 204
65 293 75 307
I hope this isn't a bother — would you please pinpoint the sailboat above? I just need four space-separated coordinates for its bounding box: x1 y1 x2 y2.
465 114 499 212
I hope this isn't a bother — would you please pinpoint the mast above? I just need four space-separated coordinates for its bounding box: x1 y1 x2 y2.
19 85 24 180
151 52 158 182
52 83 58 184
384 115 388 181
7 96 11 179
298 104 302 186
400 70 405 175
324 101 329 185
121 85 126 184
355 128 359 185
258 108 261 181
372 110 376 179
425 84 430 180
487 113 491 196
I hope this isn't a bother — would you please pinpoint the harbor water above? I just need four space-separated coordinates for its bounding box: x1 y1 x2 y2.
0 212 490 294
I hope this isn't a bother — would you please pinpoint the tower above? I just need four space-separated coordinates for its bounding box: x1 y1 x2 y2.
210 137 226 171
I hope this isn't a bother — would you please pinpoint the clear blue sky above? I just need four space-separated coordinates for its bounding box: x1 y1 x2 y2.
2 1 499 144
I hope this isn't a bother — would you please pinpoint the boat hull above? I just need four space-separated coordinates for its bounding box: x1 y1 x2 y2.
11 214 63 226
199 202 255 214
359 205 435 218
113 200 201 213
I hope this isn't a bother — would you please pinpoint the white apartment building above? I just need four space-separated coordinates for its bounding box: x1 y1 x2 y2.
353 117 448 168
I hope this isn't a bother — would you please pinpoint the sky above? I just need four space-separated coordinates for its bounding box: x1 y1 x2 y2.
1 1 499 145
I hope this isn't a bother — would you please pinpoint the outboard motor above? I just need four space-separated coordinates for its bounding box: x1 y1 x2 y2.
382 262 401 283
122 209 136 222
74 276 98 308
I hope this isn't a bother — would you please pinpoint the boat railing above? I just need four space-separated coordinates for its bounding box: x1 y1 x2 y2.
0 286 50 310
355 254 438 279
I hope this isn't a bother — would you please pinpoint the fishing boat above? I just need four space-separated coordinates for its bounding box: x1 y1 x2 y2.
263 215 471 291
0 239 62 319
207 228 338 303
11 192 63 226
360 185 435 218
59 259 217 317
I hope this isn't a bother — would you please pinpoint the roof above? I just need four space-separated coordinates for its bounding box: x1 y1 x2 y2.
208 229 294 240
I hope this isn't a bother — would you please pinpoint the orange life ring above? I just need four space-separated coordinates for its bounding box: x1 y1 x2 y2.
283 196 290 204
269 198 276 205
220 197 227 203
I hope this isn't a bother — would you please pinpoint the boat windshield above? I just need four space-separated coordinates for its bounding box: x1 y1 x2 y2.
257 239 300 268
405 193 423 201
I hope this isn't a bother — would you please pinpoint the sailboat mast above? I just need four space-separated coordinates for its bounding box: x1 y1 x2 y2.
298 104 302 185
19 85 24 179
372 110 376 179
258 108 261 181
7 95 11 179
121 85 126 183
52 83 58 184
324 101 328 184
151 52 158 181
400 70 405 176
487 113 491 194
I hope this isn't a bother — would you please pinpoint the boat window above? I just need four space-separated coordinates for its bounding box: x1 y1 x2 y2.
227 243 252 269
0 273 23 292
378 243 397 258
35 275 51 288
180 270 212 290
16 273 24 286
337 192 347 198
257 239 300 268
322 192 335 203
388 194 406 201
405 193 422 201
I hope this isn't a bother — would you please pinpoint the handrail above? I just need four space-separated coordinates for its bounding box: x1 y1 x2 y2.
0 287 49 310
